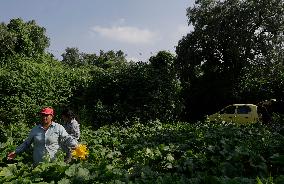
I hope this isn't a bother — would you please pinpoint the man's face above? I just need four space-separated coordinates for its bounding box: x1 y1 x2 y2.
41 114 52 124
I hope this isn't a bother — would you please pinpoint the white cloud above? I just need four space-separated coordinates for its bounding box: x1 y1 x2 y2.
91 25 157 44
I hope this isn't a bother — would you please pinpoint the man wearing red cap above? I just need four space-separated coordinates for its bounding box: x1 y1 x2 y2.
7 107 78 165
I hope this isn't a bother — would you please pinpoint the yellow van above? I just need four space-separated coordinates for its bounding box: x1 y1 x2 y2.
207 104 260 124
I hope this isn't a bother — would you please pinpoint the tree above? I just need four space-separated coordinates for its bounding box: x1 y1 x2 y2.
175 0 284 121
82 51 182 126
61 47 82 67
94 50 128 69
148 51 183 121
149 50 174 69
61 48 128 68
234 61 284 103
0 18 49 59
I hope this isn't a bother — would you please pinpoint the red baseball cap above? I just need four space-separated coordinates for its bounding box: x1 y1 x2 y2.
40 107 54 116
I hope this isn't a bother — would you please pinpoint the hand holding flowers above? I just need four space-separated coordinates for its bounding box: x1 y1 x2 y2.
72 144 89 160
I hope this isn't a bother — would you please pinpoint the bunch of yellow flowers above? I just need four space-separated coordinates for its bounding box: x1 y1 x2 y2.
72 144 89 160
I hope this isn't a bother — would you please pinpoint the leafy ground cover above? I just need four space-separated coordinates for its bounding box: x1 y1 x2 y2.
0 120 283 183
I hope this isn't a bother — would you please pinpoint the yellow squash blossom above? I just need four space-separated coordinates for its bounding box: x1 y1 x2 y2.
72 144 89 160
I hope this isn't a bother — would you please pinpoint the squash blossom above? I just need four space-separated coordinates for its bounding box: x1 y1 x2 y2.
72 144 89 160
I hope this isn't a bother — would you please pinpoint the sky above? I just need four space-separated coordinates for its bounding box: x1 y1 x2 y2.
0 0 195 62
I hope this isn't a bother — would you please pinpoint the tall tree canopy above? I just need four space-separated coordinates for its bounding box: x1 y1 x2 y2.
175 0 284 120
81 51 182 126
61 47 128 68
0 18 50 59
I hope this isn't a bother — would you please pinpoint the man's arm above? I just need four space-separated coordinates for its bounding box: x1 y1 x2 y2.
7 128 34 160
59 124 78 148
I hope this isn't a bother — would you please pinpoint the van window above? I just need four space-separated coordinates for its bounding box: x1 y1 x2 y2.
220 105 236 114
237 106 251 114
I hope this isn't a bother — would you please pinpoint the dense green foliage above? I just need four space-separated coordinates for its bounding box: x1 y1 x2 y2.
234 62 284 104
0 18 49 59
1 0 284 124
0 49 181 127
0 120 283 183
0 55 92 125
1 1 284 182
0 19 182 126
61 47 127 68
175 0 284 121
83 51 182 127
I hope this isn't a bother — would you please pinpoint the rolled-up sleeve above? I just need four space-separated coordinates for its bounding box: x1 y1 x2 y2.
59 125 78 148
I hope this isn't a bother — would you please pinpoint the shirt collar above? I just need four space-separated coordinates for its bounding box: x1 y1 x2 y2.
50 121 56 127
38 121 56 129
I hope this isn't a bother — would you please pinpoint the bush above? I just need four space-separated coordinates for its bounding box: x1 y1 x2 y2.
0 55 91 125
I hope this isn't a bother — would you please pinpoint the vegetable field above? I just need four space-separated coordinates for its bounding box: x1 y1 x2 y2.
0 120 283 183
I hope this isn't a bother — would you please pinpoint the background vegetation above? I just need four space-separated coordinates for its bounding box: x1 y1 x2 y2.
0 0 284 183
0 120 283 183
